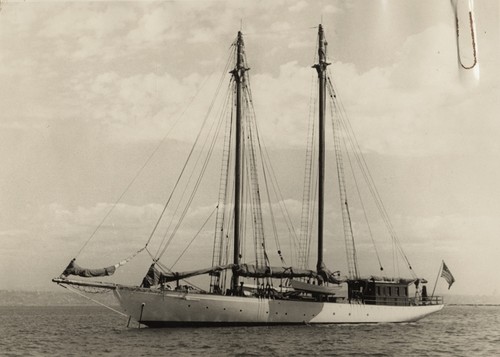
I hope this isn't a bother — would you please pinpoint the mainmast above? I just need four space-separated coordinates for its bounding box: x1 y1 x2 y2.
313 24 330 280
231 31 246 291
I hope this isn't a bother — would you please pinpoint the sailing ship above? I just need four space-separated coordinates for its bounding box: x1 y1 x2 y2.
53 25 444 326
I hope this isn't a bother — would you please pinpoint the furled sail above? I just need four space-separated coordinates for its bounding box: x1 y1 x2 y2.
159 264 235 284
234 264 317 279
140 263 345 285
60 258 118 278
60 248 144 279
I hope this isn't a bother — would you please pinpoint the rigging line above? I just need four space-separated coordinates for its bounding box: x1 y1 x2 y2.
156 80 231 260
244 141 263 268
150 49 235 249
340 120 383 271
245 78 300 244
76 87 210 258
154 79 234 259
157 79 232 255
240 105 264 268
156 89 230 261
169 206 217 270
150 53 235 258
262 139 300 245
154 261 204 291
259 141 282 259
154 259 173 273
298 35 321 269
210 127 233 292
299 72 318 269
328 87 395 244
76 49 230 259
211 78 235 272
330 86 397 255
333 92 384 271
222 206 234 291
327 76 416 277
242 90 277 252
241 161 250 264
254 117 295 263
328 82 358 279
58 284 128 318
244 79 301 252
326 77 396 237
305 78 318 270
244 100 267 268
248 100 275 268
306 162 318 270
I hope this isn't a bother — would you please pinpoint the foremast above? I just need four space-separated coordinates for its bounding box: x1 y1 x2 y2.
313 24 330 281
231 31 247 291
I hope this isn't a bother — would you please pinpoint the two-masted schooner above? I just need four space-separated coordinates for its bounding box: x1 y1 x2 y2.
53 25 444 326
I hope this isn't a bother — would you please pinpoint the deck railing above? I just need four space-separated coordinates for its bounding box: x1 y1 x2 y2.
355 295 443 306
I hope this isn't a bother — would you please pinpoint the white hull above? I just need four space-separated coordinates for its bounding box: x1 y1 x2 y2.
114 287 443 327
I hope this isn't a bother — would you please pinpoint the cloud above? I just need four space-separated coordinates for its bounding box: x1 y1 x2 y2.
289 1 308 13
38 3 135 39
126 6 179 46
325 24 499 157
323 4 341 14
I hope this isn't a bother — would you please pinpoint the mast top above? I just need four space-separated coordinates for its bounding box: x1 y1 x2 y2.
314 24 330 74
317 24 328 66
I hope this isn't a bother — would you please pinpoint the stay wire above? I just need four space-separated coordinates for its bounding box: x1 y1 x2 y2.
150 47 236 259
327 74 416 277
169 206 217 270
75 68 217 259
155 79 233 261
244 74 300 262
328 82 383 272
155 82 233 259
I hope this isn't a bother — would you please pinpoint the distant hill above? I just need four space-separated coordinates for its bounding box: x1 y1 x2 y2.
443 294 500 306
0 289 117 306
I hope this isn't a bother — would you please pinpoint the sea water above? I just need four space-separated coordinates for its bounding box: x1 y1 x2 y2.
0 305 498 356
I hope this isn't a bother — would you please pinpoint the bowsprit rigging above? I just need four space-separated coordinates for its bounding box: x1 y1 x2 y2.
53 24 445 327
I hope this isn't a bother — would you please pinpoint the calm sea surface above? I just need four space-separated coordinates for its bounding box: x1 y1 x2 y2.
0 305 498 356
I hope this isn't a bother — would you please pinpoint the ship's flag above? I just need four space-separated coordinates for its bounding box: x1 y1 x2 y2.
441 261 455 289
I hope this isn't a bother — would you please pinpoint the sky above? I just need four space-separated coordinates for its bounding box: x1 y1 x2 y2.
0 0 499 297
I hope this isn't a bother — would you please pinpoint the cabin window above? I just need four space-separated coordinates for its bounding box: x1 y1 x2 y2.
388 287 392 296
396 287 400 296
377 286 381 295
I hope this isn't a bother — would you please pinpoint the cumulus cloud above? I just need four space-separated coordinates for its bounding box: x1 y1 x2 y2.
323 4 341 14
289 1 308 13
